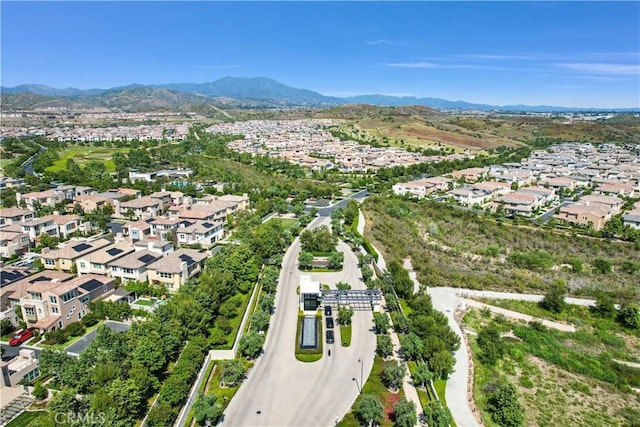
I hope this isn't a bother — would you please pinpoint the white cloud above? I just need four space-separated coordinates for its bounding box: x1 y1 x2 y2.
556 63 640 75
366 39 391 45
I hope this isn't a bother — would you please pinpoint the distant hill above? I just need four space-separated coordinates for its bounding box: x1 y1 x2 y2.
0 92 90 109
154 76 343 106
2 77 638 112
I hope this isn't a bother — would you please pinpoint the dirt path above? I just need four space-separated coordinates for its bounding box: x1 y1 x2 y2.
464 299 576 332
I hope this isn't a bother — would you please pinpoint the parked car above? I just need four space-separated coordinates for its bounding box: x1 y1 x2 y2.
326 330 335 344
324 305 332 316
9 328 35 346
326 317 334 329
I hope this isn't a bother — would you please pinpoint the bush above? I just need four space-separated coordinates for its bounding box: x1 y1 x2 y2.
32 381 48 400
64 322 86 337
592 257 612 274
486 381 524 427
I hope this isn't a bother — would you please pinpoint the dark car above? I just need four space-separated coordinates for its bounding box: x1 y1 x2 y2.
326 330 335 344
9 328 34 346
324 305 332 316
326 317 334 329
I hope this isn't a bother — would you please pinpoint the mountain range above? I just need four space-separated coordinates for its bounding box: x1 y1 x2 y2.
1 77 636 112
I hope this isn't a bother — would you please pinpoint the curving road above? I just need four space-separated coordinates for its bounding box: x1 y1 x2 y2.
221 217 376 427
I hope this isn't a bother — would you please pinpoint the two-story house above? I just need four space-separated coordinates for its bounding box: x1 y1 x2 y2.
175 220 224 247
76 241 135 276
108 250 163 284
146 249 207 292
0 208 35 226
40 238 112 271
119 197 162 220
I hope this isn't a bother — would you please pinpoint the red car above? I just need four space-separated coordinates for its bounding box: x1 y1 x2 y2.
9 328 34 346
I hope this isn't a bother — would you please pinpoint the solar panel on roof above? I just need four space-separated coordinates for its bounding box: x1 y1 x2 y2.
30 276 51 283
72 243 92 252
80 279 104 293
139 254 157 264
202 222 212 228
106 248 124 256
179 254 194 264
0 270 28 286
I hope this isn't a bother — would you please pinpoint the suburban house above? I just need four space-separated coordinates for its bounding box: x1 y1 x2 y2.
579 195 624 216
71 194 112 213
450 167 488 183
16 190 62 210
147 217 182 240
492 193 539 216
449 187 491 206
149 191 173 209
0 265 35 289
21 214 84 241
108 249 163 284
146 249 208 292
128 170 157 183
555 203 609 230
0 349 40 389
76 241 135 276
54 185 94 201
123 219 153 241
623 203 640 230
0 226 31 258
392 179 432 199
518 186 557 204
18 274 114 331
40 238 112 271
595 181 637 197
542 177 578 191
0 270 74 328
473 181 512 198
175 220 224 247
0 208 35 226
119 196 162 220
133 239 174 256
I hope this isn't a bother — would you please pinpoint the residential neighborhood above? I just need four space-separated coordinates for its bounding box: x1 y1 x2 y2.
393 143 640 230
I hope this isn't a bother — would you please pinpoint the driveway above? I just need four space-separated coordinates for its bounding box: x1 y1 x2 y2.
317 190 369 217
0 343 42 361
65 320 130 355
221 217 376 427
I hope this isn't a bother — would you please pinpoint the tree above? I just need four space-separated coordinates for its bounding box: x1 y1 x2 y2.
617 303 640 329
336 281 351 290
147 401 177 427
354 394 384 427
399 333 422 361
132 333 166 374
32 381 48 400
423 401 453 427
486 381 524 427
381 360 406 391
194 393 222 426
539 279 566 313
591 293 617 318
0 318 15 336
411 363 433 388
393 397 417 427
477 323 506 365
239 331 264 359
429 349 455 380
592 257 612 274
298 251 314 270
328 251 344 270
376 335 394 357
338 306 354 326
220 359 247 387
373 313 390 334
250 310 270 332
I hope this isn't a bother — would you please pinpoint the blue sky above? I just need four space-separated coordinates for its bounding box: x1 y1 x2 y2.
2 1 639 108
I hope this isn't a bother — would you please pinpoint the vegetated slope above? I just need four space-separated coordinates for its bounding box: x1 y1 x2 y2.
84 85 220 111
316 104 526 151
362 196 640 296
0 93 90 109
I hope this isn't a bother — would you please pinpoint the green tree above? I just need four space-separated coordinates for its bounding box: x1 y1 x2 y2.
250 310 270 332
393 397 417 427
423 401 453 427
486 381 524 427
477 323 506 365
411 362 433 388
338 306 354 326
194 393 223 426
354 394 384 427
539 279 566 313
429 349 455 380
372 313 390 334
132 333 167 374
32 382 48 400
591 293 617 318
147 401 177 427
239 331 264 359
399 333 422 361
592 257 612 274
336 281 351 290
328 251 344 270
220 359 247 387
376 335 394 357
617 303 640 329
381 360 406 391
298 251 314 270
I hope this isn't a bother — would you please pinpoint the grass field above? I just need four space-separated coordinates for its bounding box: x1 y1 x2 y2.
6 411 49 427
45 146 129 173
268 217 298 229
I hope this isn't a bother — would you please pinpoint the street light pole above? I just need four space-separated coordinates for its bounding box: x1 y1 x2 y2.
357 357 363 394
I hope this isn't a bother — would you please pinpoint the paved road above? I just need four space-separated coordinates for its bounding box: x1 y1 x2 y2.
221 217 376 427
317 190 369 217
65 320 130 355
534 201 571 224
0 342 42 361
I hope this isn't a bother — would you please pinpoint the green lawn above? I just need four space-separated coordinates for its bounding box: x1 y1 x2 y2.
6 411 49 427
133 298 155 306
45 146 129 173
340 324 352 347
268 217 298 229
295 314 323 362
